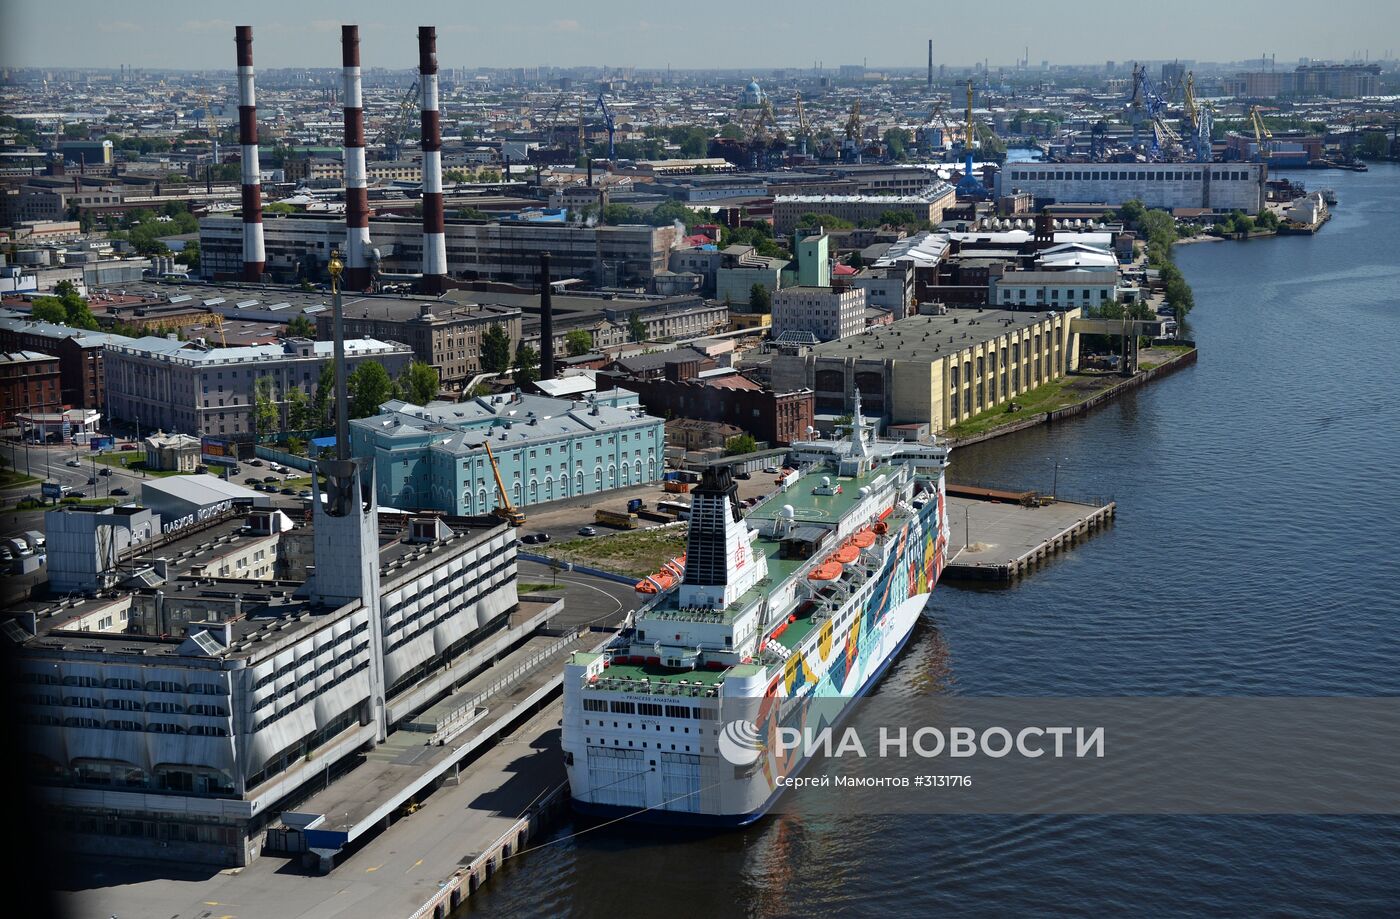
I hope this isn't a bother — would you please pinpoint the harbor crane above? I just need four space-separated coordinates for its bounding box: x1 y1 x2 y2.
1183 72 1213 162
956 80 987 197
794 92 811 157
1249 105 1273 162
371 79 420 161
842 99 863 163
483 439 526 527
595 91 617 161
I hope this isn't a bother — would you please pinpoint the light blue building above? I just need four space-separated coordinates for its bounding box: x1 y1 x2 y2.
350 390 666 514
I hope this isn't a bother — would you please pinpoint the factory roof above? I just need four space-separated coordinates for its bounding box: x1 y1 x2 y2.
0 316 131 348
141 473 265 508
773 181 955 205
108 335 409 365
804 309 1076 364
994 269 1119 285
872 231 950 268
0 349 58 364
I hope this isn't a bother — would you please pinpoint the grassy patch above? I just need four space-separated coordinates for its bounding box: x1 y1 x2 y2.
90 450 185 477
948 380 1091 437
0 470 41 489
545 527 687 580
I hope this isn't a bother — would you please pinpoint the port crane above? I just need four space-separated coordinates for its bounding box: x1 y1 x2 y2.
842 99 863 163
595 91 617 161
1249 105 1273 162
371 79 420 161
483 439 525 526
794 92 810 157
956 80 987 196
1182 72 1213 162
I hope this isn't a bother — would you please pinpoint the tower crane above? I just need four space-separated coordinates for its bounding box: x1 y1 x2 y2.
201 93 221 164
956 80 986 197
595 91 617 162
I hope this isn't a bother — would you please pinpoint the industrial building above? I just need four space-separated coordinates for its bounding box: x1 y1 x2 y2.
104 335 413 438
772 286 867 344
770 308 1080 432
199 213 679 291
996 163 1265 214
350 390 665 514
0 349 62 425
0 316 127 409
315 298 521 387
772 182 957 234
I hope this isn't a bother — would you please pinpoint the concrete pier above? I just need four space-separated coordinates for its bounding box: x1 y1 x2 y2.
944 495 1116 583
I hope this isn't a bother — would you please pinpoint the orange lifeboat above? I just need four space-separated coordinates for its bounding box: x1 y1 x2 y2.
833 542 860 565
807 561 844 581
872 521 889 536
850 527 876 549
636 553 687 593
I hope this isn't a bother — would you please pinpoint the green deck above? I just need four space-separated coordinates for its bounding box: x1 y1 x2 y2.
773 607 821 651
598 661 728 687
748 466 886 525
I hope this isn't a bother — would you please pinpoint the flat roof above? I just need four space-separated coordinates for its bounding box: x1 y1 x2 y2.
805 309 1073 363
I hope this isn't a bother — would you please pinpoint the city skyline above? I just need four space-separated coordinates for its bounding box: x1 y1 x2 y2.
2 0 1397 72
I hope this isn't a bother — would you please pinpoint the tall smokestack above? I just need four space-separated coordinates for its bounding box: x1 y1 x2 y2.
928 40 933 88
236 26 265 282
418 26 447 294
342 25 372 290
539 252 555 381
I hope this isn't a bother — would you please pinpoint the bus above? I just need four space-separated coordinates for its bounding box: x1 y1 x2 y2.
595 509 640 529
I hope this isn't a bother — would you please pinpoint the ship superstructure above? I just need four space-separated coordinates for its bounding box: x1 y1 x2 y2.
562 396 950 825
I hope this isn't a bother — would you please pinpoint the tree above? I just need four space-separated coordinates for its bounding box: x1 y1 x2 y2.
723 434 758 456
348 362 397 418
264 201 296 215
512 343 540 388
175 239 200 269
285 387 314 432
400 360 440 404
286 314 316 338
253 377 279 437
882 127 911 160
564 329 593 356
481 324 512 374
627 311 647 343
313 362 336 426
31 298 68 324
749 283 771 313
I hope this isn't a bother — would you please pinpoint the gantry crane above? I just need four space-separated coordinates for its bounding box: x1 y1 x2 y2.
483 439 525 526
1183 72 1213 162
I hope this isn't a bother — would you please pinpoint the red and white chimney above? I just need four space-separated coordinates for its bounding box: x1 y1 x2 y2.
341 25 372 290
235 26 264 282
418 26 447 294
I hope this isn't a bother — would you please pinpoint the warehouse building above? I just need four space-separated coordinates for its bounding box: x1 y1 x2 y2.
996 162 1265 214
772 181 957 234
770 308 1080 433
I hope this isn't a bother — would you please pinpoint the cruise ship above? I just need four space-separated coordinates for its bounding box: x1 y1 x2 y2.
562 397 950 826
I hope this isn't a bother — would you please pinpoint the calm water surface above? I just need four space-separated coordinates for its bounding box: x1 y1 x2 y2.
468 165 1400 917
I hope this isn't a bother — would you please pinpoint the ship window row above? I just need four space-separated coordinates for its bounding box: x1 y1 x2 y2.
588 738 696 753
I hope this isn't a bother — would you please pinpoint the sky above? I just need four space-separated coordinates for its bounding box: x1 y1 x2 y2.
2 0 1396 71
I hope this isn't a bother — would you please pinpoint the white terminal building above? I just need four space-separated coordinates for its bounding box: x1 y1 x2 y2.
996 162 1266 214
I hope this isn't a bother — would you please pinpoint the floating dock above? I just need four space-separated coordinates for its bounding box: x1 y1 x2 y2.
944 494 1115 583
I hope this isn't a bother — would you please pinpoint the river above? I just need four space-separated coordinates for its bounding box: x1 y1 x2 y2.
467 164 1400 917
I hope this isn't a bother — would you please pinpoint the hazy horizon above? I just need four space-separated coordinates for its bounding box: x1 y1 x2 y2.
1 0 1396 72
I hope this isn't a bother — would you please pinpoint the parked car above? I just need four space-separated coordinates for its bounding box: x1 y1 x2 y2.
297 490 311 498
65 458 82 468
120 443 136 450
520 533 538 544
4 538 30 559
734 470 752 479
69 491 86 498
263 476 279 484
280 487 297 495
247 459 264 467
577 526 597 537
86 476 97 485
99 467 112 476
111 487 129 496
763 465 779 474
245 478 261 486
533 532 551 543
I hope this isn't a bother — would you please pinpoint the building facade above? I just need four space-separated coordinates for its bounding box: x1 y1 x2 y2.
0 317 127 409
351 390 666 514
0 350 62 425
772 182 957 234
104 336 413 438
601 365 814 446
199 214 678 291
991 268 1122 309
315 300 521 387
771 308 1080 432
997 163 1265 214
772 286 866 343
